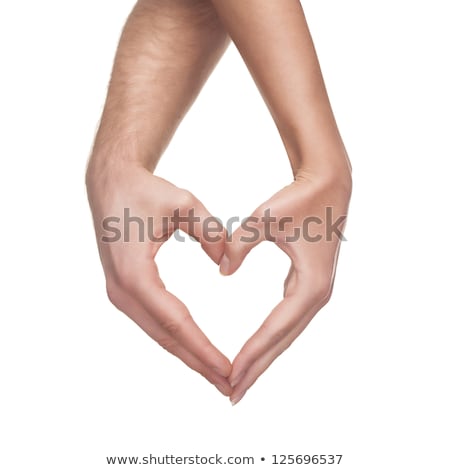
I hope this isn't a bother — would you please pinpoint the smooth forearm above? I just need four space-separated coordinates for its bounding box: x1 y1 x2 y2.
208 0 351 179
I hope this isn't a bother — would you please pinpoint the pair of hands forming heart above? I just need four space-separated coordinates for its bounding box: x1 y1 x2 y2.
87 165 351 405
84 0 354 405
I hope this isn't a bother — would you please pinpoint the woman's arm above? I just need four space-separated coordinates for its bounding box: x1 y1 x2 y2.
207 0 352 405
209 0 352 178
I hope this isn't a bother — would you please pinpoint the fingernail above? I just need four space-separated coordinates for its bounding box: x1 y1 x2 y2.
230 390 246 406
230 371 245 388
212 366 229 378
214 383 231 396
220 255 230 276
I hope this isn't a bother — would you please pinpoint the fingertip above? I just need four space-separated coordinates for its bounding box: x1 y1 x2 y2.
230 389 247 406
212 361 232 379
219 254 231 276
220 234 254 276
229 370 246 388
214 382 233 397
205 227 228 265
219 248 242 276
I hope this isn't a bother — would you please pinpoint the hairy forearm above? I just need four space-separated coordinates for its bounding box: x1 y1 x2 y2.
208 0 351 179
87 0 229 177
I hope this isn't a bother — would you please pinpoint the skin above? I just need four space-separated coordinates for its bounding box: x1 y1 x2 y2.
86 0 352 405
86 0 233 397
208 0 352 404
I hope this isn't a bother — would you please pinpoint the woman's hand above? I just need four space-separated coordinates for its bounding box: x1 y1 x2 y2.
221 169 352 405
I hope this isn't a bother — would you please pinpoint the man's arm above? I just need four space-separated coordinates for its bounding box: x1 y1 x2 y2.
88 0 230 174
86 0 233 396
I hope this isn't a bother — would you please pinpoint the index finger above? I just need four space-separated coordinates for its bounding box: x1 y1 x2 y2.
176 196 227 265
131 273 232 378
229 283 324 389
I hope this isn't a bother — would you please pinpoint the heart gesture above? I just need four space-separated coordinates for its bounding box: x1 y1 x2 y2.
86 0 352 404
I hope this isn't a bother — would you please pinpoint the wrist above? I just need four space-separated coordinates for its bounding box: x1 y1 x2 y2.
85 151 150 196
293 155 352 194
86 132 157 190
87 125 159 178
281 107 352 186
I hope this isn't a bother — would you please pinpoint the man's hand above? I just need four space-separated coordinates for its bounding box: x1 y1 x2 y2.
85 0 231 395
87 165 232 396
221 170 352 405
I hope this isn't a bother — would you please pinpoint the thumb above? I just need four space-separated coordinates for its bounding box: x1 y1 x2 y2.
176 194 227 265
220 212 265 276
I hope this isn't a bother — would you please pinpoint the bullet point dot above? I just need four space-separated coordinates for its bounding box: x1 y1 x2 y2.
261 457 265 461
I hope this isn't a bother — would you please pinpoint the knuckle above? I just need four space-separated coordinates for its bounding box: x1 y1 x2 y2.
280 337 295 354
105 279 127 310
156 335 178 353
252 204 267 222
261 321 289 345
271 328 288 344
110 266 142 295
310 270 333 304
113 273 134 294
197 368 208 380
161 316 186 337
178 189 197 211
105 281 119 306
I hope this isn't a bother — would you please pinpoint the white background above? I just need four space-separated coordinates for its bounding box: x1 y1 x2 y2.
1 0 449 469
